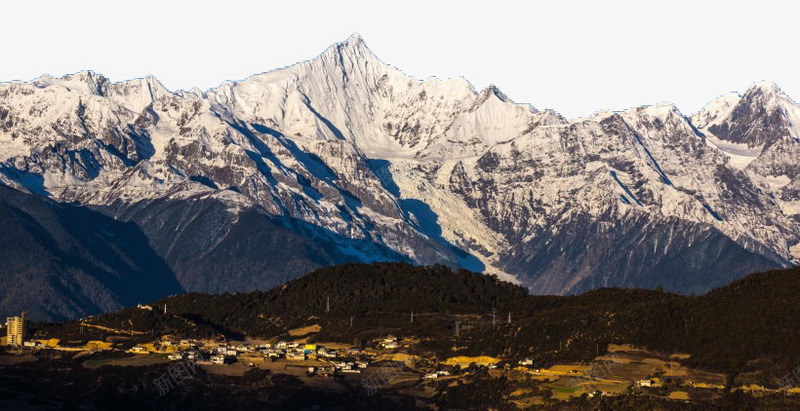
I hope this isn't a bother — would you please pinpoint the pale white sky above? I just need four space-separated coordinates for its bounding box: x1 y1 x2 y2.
3 0 798 118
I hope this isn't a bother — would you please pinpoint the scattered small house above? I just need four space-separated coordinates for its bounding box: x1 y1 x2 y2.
518 358 534 366
210 355 227 365
131 346 148 354
377 336 400 350
287 351 306 361
423 373 439 380
637 379 655 387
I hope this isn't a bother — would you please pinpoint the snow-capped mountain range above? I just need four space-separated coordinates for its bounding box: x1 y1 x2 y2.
1 35 798 317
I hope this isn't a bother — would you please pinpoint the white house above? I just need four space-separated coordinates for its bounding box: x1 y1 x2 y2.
287 351 306 361
637 379 654 387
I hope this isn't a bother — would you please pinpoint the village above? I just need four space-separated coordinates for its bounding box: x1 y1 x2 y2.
4 311 799 406
6 324 779 405
11 328 488 392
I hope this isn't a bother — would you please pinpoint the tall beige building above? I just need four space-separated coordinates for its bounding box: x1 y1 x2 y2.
6 314 25 346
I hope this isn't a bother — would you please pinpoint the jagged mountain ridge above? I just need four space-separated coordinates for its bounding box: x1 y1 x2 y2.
0 35 797 312
691 82 800 238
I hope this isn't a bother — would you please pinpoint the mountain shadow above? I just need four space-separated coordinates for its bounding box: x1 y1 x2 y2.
0 184 182 321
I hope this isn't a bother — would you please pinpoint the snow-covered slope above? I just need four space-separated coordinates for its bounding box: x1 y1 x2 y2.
692 82 800 253
0 35 796 299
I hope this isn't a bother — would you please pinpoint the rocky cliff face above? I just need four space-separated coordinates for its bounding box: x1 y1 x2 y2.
691 81 800 257
0 35 796 314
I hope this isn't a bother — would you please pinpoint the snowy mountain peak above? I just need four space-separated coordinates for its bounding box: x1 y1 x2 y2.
24 70 172 114
740 81 793 110
700 81 800 148
63 69 105 84
691 92 741 130
343 33 366 47
641 102 681 117
105 75 172 113
322 33 378 65
690 81 800 198
483 85 510 102
32 70 108 95
747 80 782 95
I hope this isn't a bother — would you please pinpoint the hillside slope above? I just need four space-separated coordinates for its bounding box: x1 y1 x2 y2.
0 185 182 320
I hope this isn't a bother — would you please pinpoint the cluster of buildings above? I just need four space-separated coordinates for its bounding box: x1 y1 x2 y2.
131 338 365 367
309 359 370 376
127 336 389 377
4 322 422 384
